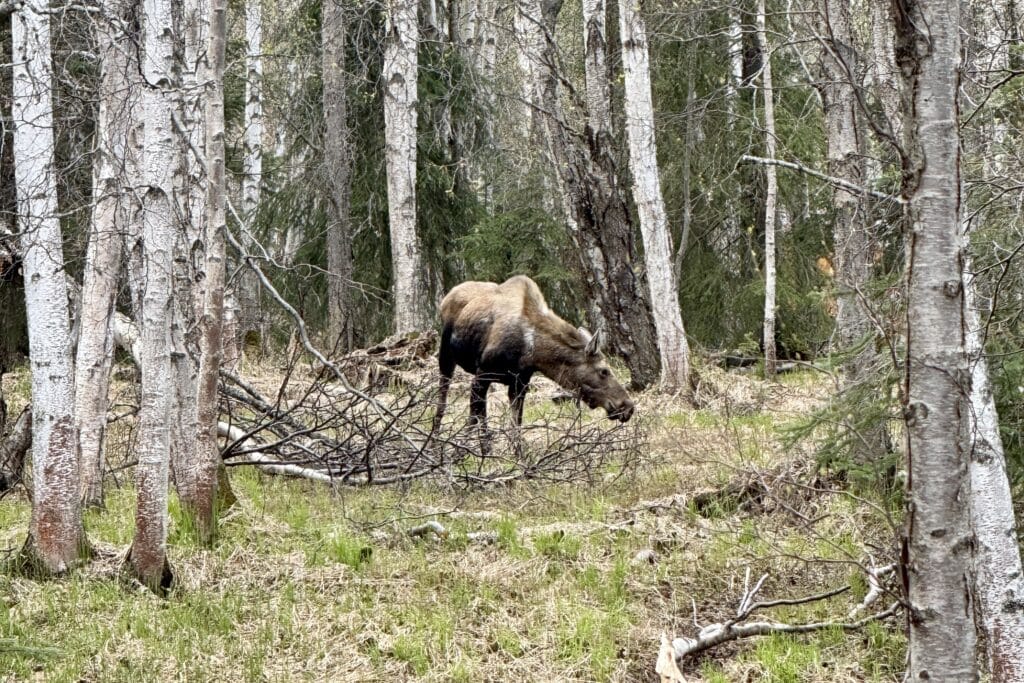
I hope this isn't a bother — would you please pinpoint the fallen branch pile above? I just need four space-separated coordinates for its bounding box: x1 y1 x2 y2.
217 340 644 487
2 324 642 491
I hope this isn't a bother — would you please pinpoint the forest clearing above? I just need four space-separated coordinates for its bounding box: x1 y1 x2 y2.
1 359 906 682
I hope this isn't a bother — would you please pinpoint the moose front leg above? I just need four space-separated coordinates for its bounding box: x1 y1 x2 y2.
508 376 530 458
469 376 492 454
508 376 530 428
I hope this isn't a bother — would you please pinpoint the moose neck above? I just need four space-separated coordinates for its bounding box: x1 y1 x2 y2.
530 333 588 394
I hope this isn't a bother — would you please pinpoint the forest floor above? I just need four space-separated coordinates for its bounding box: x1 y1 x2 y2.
0 359 906 682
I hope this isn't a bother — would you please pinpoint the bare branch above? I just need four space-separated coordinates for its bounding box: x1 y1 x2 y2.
671 601 900 659
739 154 900 203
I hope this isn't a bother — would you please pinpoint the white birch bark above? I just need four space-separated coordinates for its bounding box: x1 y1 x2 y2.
821 0 872 389
712 2 745 268
189 0 230 544
129 0 178 591
514 0 545 133
517 0 660 387
725 3 744 125
75 0 135 508
897 0 976 675
756 0 777 378
12 0 85 571
618 0 691 392
383 0 430 334
960 2 1024 674
964 257 1024 680
168 0 210 511
869 0 900 142
224 0 263 368
242 0 263 222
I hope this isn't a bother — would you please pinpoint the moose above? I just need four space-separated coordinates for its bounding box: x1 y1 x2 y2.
432 275 635 446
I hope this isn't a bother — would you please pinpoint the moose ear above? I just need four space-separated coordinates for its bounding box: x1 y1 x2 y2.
583 328 602 357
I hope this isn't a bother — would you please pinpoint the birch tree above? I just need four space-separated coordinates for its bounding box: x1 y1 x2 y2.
820 0 870 384
869 0 900 142
75 0 136 508
188 0 230 544
618 0 691 392
242 0 263 224
519 0 661 388
756 0 777 378
128 0 179 591
965 256 1024 679
383 0 430 334
715 0 745 267
895 0 976 675
168 0 206 513
225 0 265 367
323 0 356 349
12 0 86 572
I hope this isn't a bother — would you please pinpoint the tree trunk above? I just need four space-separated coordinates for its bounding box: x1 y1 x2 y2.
75 0 136 509
756 0 777 378
185 0 230 545
523 0 660 389
128 0 179 592
958 2 1024 675
673 59 695 284
964 255 1024 680
12 0 86 573
819 0 885 468
895 0 976 675
323 0 356 350
384 0 430 334
821 0 871 386
714 1 745 268
228 0 265 365
618 0 691 392
168 0 206 518
869 0 901 142
242 0 263 224
582 0 610 140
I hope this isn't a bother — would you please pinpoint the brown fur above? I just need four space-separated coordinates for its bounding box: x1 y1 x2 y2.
433 276 634 444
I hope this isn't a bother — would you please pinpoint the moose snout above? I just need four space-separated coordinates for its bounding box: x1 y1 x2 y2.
608 399 635 423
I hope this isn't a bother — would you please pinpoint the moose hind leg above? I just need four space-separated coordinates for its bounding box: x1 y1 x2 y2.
469 376 492 455
432 325 457 433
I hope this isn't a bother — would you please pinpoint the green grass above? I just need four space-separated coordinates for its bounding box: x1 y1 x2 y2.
0 370 908 681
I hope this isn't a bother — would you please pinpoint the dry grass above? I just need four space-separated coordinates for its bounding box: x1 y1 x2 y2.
0 362 905 682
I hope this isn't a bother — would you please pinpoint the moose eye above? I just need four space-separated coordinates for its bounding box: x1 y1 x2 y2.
600 368 611 379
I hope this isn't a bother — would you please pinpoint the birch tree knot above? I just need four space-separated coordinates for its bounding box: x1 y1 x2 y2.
904 401 929 427
942 279 961 297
